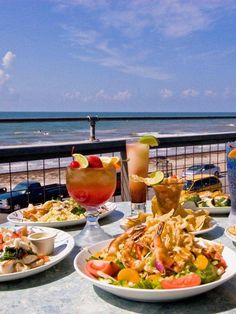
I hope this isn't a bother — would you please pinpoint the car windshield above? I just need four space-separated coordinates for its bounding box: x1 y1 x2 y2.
183 180 193 190
13 183 28 192
188 165 202 171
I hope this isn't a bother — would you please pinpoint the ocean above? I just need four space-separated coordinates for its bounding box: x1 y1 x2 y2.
1 111 236 147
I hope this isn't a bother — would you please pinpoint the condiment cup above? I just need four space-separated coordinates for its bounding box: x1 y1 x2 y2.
28 231 56 256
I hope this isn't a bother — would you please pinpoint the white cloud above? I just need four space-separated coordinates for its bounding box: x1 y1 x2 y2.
182 89 199 97
65 27 171 80
2 51 16 68
204 89 216 97
0 69 9 86
58 0 236 38
160 88 173 98
64 89 131 102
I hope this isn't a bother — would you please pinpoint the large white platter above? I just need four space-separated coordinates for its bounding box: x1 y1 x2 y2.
74 239 236 302
7 202 116 228
0 225 74 282
182 201 230 215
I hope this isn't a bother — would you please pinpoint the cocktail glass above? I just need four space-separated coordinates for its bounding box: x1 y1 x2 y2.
226 142 236 223
66 165 116 247
126 142 149 215
152 177 183 215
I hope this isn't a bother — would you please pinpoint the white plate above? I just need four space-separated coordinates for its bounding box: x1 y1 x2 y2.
224 227 236 242
192 219 218 235
7 202 116 228
182 201 230 215
74 239 236 302
0 226 74 282
120 217 218 235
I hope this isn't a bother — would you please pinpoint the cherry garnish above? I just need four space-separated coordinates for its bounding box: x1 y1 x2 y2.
70 160 80 168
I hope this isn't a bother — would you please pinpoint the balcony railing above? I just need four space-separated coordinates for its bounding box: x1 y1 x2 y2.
1 130 236 211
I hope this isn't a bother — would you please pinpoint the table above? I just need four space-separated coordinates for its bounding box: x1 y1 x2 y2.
1 202 236 314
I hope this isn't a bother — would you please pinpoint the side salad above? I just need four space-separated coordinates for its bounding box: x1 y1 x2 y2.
181 191 231 208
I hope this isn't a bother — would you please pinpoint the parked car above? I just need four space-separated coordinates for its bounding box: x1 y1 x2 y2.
0 180 68 212
182 175 222 193
0 186 7 194
182 164 220 177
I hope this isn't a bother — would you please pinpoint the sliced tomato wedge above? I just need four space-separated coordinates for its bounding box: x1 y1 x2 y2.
161 274 201 289
86 260 120 278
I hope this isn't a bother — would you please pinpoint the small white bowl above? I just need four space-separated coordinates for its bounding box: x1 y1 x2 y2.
28 231 56 256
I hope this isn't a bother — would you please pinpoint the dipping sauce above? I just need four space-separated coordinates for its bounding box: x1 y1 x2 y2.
28 232 56 256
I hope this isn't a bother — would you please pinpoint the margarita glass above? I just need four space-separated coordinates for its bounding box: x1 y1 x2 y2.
66 164 116 247
126 142 149 215
226 142 236 223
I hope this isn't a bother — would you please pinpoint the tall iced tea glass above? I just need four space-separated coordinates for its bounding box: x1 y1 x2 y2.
226 143 236 223
126 142 149 215
66 165 116 247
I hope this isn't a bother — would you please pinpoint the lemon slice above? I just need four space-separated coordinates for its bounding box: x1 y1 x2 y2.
100 156 121 169
100 156 112 167
72 154 89 168
228 148 236 158
130 171 164 186
139 135 159 147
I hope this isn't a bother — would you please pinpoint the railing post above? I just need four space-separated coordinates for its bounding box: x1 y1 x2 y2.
87 116 99 141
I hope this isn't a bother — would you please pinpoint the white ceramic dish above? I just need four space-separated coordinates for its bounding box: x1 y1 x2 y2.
192 219 218 235
74 239 236 302
182 201 230 215
224 227 236 242
0 226 74 282
7 202 116 227
120 217 218 235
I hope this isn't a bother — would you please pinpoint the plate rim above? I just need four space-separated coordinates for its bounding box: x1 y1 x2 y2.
192 218 218 235
7 201 116 227
0 225 75 281
224 227 236 242
73 238 236 297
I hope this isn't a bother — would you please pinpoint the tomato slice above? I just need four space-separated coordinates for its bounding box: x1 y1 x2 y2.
86 260 120 278
161 274 201 289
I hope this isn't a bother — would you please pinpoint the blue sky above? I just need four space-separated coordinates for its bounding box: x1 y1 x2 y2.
0 0 236 112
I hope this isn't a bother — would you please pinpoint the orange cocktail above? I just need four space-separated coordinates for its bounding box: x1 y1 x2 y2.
66 154 117 247
126 142 149 214
66 166 116 207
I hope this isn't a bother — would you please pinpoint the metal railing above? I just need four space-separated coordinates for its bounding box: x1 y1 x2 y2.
1 114 236 141
1 131 236 211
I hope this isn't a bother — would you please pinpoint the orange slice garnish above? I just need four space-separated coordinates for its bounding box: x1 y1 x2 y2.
228 148 236 158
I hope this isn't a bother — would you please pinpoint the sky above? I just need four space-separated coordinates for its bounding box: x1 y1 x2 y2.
0 0 236 112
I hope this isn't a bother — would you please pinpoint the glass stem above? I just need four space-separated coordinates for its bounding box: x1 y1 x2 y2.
85 207 100 228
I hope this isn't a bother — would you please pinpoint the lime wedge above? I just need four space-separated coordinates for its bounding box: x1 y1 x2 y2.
139 135 159 147
130 171 164 186
72 154 89 168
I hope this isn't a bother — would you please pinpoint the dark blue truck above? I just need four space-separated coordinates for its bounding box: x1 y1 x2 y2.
0 180 68 212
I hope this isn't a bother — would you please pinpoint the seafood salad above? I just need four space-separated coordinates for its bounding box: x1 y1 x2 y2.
86 214 227 289
0 227 49 274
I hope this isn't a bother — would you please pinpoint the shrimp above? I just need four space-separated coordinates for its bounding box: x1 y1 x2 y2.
108 225 146 255
153 222 175 273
